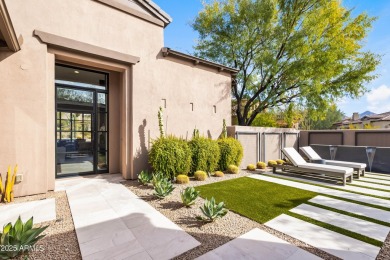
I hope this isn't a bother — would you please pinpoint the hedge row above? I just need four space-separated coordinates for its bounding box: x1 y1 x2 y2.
149 136 243 180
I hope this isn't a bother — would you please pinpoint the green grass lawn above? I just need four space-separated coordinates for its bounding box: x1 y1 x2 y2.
196 176 318 223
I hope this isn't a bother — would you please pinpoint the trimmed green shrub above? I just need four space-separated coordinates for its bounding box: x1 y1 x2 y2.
217 137 243 171
214 171 224 177
194 171 208 181
227 165 239 174
188 137 220 175
176 174 190 184
268 160 277 167
247 164 256 171
256 161 267 169
149 136 192 180
276 159 284 165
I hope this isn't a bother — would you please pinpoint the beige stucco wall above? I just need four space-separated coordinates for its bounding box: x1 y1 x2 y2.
0 0 232 196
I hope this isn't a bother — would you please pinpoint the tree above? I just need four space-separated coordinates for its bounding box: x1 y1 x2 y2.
251 111 278 127
193 0 380 126
300 104 344 130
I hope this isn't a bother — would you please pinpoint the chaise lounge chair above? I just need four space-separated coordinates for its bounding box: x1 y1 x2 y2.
300 146 366 179
272 147 353 185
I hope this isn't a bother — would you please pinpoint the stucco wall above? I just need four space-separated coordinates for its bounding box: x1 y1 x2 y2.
0 0 232 196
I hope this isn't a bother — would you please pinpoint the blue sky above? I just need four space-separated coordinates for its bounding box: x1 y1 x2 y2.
154 0 390 116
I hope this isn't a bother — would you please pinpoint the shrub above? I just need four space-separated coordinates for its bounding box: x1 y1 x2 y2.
181 187 200 207
268 160 277 167
176 174 190 184
194 171 207 181
276 159 285 165
217 138 243 171
256 161 267 169
0 216 48 259
154 178 175 199
196 197 228 222
188 137 220 175
247 164 256 171
138 170 152 186
214 171 224 177
227 165 239 174
149 136 192 180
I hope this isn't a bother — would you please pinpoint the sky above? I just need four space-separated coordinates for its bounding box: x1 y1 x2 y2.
153 0 390 116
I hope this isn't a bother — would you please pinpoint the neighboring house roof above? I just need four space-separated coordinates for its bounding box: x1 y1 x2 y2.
161 47 239 74
0 0 21 52
333 111 390 127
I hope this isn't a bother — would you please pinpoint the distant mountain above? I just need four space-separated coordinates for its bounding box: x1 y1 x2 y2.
360 111 376 118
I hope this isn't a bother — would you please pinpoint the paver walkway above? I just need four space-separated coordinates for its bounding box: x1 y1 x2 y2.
353 180 390 191
0 198 56 227
56 174 200 260
359 177 390 185
365 173 390 180
196 228 322 260
249 174 390 208
266 214 380 260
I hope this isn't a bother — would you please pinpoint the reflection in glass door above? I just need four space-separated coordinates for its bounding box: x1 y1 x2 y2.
55 64 108 177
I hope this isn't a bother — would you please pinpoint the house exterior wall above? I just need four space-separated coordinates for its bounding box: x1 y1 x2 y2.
0 0 232 196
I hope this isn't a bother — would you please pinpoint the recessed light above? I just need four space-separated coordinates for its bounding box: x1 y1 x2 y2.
74 70 79 74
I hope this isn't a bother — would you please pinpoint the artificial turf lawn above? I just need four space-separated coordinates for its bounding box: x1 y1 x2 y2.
196 177 318 223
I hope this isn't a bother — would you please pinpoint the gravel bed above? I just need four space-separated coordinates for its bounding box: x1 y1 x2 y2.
8 191 82 260
124 169 338 259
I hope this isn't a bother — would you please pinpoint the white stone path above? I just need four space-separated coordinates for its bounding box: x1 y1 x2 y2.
249 174 390 208
365 173 390 180
0 198 56 227
56 175 200 260
353 180 390 191
358 177 390 185
197 228 321 260
266 214 380 260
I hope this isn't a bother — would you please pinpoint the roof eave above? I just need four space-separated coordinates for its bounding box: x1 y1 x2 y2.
0 0 20 52
136 0 172 27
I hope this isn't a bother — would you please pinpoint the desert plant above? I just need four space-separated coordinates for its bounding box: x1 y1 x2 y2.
268 160 277 167
194 171 208 181
227 165 239 174
247 164 256 171
219 119 227 139
154 178 175 199
149 136 192 180
213 171 224 177
188 137 220 174
176 174 190 184
276 159 285 165
217 138 243 171
151 172 165 187
256 161 267 169
196 197 228 222
192 128 200 138
0 165 18 203
180 187 200 207
0 216 48 259
137 170 152 186
158 107 165 137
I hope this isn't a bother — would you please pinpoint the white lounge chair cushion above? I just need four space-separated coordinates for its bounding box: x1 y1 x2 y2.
300 146 366 169
323 160 366 169
299 163 354 175
282 147 307 166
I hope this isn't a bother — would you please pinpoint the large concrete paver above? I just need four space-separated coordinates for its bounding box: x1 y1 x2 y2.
196 228 321 260
353 180 390 191
57 175 200 260
290 203 390 241
266 214 380 260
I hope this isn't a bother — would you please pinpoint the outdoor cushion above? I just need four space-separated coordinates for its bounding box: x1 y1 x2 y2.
299 163 353 174
300 146 366 169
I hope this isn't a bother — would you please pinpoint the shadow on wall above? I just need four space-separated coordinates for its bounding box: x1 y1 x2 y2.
215 80 231 104
133 119 149 176
0 50 15 62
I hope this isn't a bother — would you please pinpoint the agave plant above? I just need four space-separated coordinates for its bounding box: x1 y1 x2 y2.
154 178 175 199
151 172 165 187
180 187 200 207
196 197 228 222
137 170 152 186
0 216 48 259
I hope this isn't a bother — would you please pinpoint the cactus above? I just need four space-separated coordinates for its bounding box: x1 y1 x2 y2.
194 171 207 181
268 160 277 167
192 128 200 138
213 171 224 177
256 161 267 169
1 165 17 203
227 164 239 174
176 174 190 184
158 107 165 137
219 119 228 139
247 164 256 171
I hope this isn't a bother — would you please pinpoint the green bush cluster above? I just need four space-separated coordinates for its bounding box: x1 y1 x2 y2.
256 161 267 169
227 165 239 174
217 137 243 171
247 164 256 171
149 136 192 180
188 137 220 175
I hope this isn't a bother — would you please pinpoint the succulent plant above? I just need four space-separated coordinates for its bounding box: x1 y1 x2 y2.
246 164 256 171
276 159 285 165
0 165 18 203
137 170 152 186
0 216 48 259
194 171 207 181
213 171 224 177
227 165 239 174
176 174 190 184
154 178 175 199
151 172 165 187
268 160 277 167
256 161 267 169
196 197 228 222
180 187 200 207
